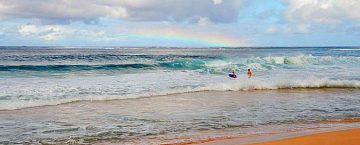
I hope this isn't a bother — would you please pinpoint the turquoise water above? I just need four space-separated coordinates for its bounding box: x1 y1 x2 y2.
0 47 360 110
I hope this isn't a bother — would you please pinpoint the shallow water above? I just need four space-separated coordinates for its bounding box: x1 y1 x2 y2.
1 89 360 144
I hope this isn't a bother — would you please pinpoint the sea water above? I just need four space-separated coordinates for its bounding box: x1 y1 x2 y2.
0 47 360 144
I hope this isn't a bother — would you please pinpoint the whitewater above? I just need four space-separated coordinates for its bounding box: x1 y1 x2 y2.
1 47 360 110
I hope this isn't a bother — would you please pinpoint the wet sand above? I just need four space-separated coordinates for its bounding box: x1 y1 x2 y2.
195 128 360 145
249 128 360 145
192 118 360 145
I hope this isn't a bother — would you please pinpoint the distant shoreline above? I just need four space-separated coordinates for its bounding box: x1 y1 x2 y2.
1 46 360 48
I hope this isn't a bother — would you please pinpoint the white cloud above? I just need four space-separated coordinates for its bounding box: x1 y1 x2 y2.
18 25 37 36
106 7 128 18
295 24 311 33
94 34 129 42
265 24 311 34
0 0 242 24
284 0 360 24
18 25 66 40
213 0 223 5
197 17 212 26
18 24 106 41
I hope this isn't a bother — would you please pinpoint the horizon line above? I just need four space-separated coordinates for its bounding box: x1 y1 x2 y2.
1 45 360 48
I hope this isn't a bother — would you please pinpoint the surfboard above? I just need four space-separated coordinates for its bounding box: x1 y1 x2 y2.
228 74 237 78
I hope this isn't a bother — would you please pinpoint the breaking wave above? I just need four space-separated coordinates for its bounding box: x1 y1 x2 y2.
1 55 360 72
1 77 359 111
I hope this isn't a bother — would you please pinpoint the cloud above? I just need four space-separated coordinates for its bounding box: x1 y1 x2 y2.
265 24 311 34
14 23 249 46
213 0 223 5
0 0 128 24
197 17 212 26
283 0 360 24
18 25 66 40
18 24 106 41
0 0 242 24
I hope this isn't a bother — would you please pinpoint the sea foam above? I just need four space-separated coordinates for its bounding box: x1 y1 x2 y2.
1 75 359 111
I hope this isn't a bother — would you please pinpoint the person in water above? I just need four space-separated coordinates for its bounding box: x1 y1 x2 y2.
247 69 252 78
229 70 237 78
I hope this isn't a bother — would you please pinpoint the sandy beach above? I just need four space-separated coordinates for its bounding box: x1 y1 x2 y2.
193 128 360 145
249 128 360 145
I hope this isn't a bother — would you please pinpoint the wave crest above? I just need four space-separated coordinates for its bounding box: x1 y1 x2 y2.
1 55 360 72
202 77 360 91
1 77 359 111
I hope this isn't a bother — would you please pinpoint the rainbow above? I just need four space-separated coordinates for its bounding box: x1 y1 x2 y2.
130 27 246 47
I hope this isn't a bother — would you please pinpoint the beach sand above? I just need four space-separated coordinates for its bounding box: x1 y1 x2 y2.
249 128 360 145
194 128 360 145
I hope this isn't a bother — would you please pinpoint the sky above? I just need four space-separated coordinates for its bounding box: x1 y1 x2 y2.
0 0 359 47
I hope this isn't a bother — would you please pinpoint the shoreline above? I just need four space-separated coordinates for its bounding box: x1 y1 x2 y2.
248 128 360 145
189 127 360 145
1 90 360 144
164 117 360 145
1 88 359 112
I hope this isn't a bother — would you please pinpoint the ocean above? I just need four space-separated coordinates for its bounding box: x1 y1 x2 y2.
1 46 360 144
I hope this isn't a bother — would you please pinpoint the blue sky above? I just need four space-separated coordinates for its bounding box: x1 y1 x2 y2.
0 0 359 47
